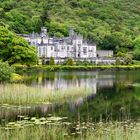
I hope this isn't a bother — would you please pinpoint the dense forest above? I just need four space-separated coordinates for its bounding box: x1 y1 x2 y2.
1 0 140 55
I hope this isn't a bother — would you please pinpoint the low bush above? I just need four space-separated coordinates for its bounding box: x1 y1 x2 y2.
116 57 121 65
124 54 133 65
11 73 24 83
76 60 93 66
64 58 74 65
49 57 55 65
0 61 15 82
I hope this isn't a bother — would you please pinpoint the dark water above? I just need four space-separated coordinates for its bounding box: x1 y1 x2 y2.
1 70 140 123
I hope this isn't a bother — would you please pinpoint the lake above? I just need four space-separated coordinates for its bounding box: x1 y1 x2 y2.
1 70 140 139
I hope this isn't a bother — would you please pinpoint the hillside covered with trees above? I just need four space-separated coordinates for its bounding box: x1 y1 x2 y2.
1 0 140 54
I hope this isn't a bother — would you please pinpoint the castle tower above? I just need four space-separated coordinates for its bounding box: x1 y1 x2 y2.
41 27 47 37
69 27 74 37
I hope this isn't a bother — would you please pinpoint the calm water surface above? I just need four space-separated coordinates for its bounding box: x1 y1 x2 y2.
1 70 140 123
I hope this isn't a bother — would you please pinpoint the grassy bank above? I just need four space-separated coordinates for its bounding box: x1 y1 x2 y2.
1 117 140 140
0 84 91 105
14 65 140 73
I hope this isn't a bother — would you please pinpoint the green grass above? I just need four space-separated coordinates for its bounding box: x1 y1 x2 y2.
14 65 140 73
0 84 92 105
1 117 140 140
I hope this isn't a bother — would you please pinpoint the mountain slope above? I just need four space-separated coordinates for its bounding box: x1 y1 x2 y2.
1 0 140 51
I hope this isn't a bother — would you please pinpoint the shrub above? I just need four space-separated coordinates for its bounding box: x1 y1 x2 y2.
83 60 92 66
49 57 55 65
11 73 24 83
117 51 125 57
133 49 140 61
41 54 46 65
76 61 83 65
0 61 14 82
124 54 133 65
116 57 121 65
65 58 74 65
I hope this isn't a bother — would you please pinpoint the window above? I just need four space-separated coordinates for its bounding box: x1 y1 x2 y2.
61 46 65 50
78 44 81 47
51 46 53 50
67 46 69 51
54 46 57 51
39 47 41 57
83 47 87 54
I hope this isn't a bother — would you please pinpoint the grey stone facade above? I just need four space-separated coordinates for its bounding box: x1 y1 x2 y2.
19 27 115 64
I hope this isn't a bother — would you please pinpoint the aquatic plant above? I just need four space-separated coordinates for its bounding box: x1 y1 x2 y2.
0 84 92 105
0 117 140 140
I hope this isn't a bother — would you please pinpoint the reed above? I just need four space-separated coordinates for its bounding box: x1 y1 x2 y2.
0 118 140 140
0 84 92 105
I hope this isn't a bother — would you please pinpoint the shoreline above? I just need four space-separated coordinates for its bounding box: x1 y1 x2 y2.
14 65 140 72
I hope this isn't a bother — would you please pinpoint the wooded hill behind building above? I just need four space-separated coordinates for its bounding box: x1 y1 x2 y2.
1 0 140 63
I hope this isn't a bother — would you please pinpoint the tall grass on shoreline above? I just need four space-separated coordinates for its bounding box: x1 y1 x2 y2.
15 65 140 73
0 84 92 105
1 117 140 140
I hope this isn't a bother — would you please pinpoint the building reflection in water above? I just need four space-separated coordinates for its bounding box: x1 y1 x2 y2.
31 71 116 94
0 71 124 123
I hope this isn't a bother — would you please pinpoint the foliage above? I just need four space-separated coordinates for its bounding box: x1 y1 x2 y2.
41 54 46 65
133 36 140 49
65 58 74 65
0 25 38 65
1 119 140 140
15 65 140 73
116 57 121 65
124 54 133 65
133 37 140 61
0 84 90 105
49 57 55 65
99 32 133 52
1 0 140 51
0 61 14 82
76 60 93 66
116 51 126 57
133 49 140 61
11 73 24 83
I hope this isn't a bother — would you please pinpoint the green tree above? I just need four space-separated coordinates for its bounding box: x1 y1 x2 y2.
133 36 140 49
133 49 140 61
0 25 38 65
0 61 14 82
100 32 133 52
1 0 140 52
49 57 55 65
117 51 125 57
132 37 140 61
116 57 121 65
66 58 74 65
124 54 133 65
41 54 46 65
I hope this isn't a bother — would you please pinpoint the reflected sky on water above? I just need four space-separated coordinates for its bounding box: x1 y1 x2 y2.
1 70 140 123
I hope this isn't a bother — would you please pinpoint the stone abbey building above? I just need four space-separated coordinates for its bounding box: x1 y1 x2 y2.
22 27 97 63
21 27 114 64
